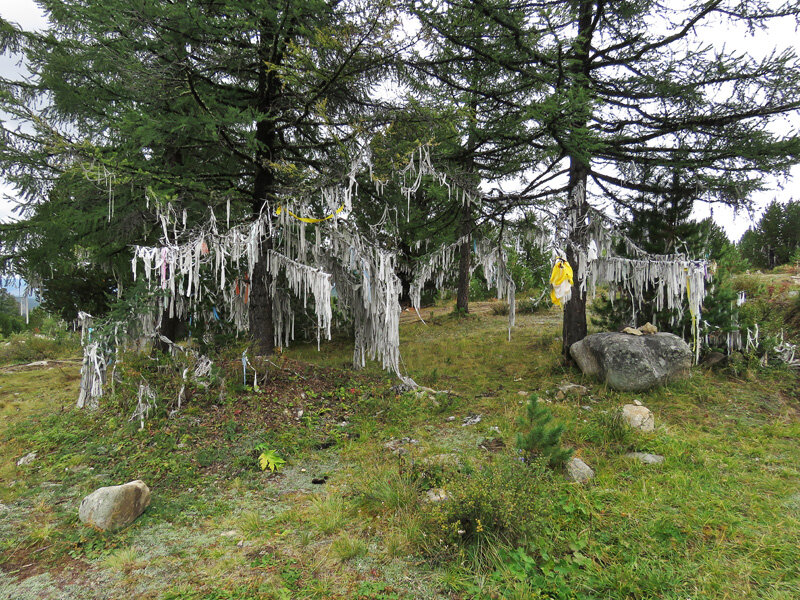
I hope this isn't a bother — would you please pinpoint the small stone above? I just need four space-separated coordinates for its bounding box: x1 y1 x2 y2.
445 416 456 422
633 399 642 406
300 468 307 473
638 322 658 335
517 391 528 396
220 530 238 537
478 438 505 453
424 488 449 503
390 382 414 394
626 452 664 464
16 452 37 467
78 480 151 531
558 384 589 397
565 458 595 483
622 327 643 336
701 351 727 369
383 437 419 454
622 404 655 432
462 414 482 426
581 405 593 411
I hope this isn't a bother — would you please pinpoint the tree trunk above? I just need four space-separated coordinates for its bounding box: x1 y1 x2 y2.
456 203 471 313
249 239 274 355
562 159 589 358
155 312 180 353
562 0 595 360
247 19 281 356
248 119 276 355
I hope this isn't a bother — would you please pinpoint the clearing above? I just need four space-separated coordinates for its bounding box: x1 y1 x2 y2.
1 297 799 599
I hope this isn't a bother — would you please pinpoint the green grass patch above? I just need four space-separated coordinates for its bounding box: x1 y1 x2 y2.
1 293 799 599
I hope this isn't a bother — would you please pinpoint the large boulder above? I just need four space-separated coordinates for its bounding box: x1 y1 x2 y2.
569 332 691 391
78 480 151 531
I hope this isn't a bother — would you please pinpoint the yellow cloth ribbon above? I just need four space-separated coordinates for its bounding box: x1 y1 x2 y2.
550 258 574 307
276 204 344 223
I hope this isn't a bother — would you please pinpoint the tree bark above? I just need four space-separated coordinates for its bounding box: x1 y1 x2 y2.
456 202 471 313
247 19 282 356
155 312 180 354
248 127 276 354
249 239 274 355
562 0 595 360
562 158 589 358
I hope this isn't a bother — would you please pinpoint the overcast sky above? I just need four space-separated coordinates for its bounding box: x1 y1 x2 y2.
1 1 798 241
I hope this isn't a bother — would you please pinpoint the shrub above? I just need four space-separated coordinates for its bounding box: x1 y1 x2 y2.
517 295 547 315
420 457 554 567
491 302 510 316
491 296 547 317
0 331 80 365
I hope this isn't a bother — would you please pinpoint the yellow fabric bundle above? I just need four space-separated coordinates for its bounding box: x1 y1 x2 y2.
550 258 574 307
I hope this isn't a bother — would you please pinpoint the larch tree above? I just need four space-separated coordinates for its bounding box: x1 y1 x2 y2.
1 0 400 354
441 0 800 355
546 0 800 355
405 0 555 313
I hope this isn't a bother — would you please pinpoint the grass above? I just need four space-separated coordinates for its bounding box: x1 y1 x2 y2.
329 534 367 562
1 285 799 599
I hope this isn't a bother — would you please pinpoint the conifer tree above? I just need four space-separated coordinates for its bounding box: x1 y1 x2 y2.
1 1 398 353
517 394 572 469
740 200 800 268
405 0 553 313
412 1 800 355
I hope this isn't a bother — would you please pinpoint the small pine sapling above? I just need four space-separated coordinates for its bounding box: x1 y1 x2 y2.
517 395 572 468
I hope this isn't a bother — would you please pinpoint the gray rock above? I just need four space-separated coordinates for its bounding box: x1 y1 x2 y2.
462 414 482 426
424 488 449 503
390 383 414 394
78 480 151 531
701 351 727 369
383 437 419 455
626 452 664 464
565 457 595 483
570 332 691 391
16 452 37 467
622 404 655 432
558 383 589 397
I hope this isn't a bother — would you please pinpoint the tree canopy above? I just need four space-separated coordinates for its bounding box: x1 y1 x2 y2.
740 199 800 268
1 0 799 392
